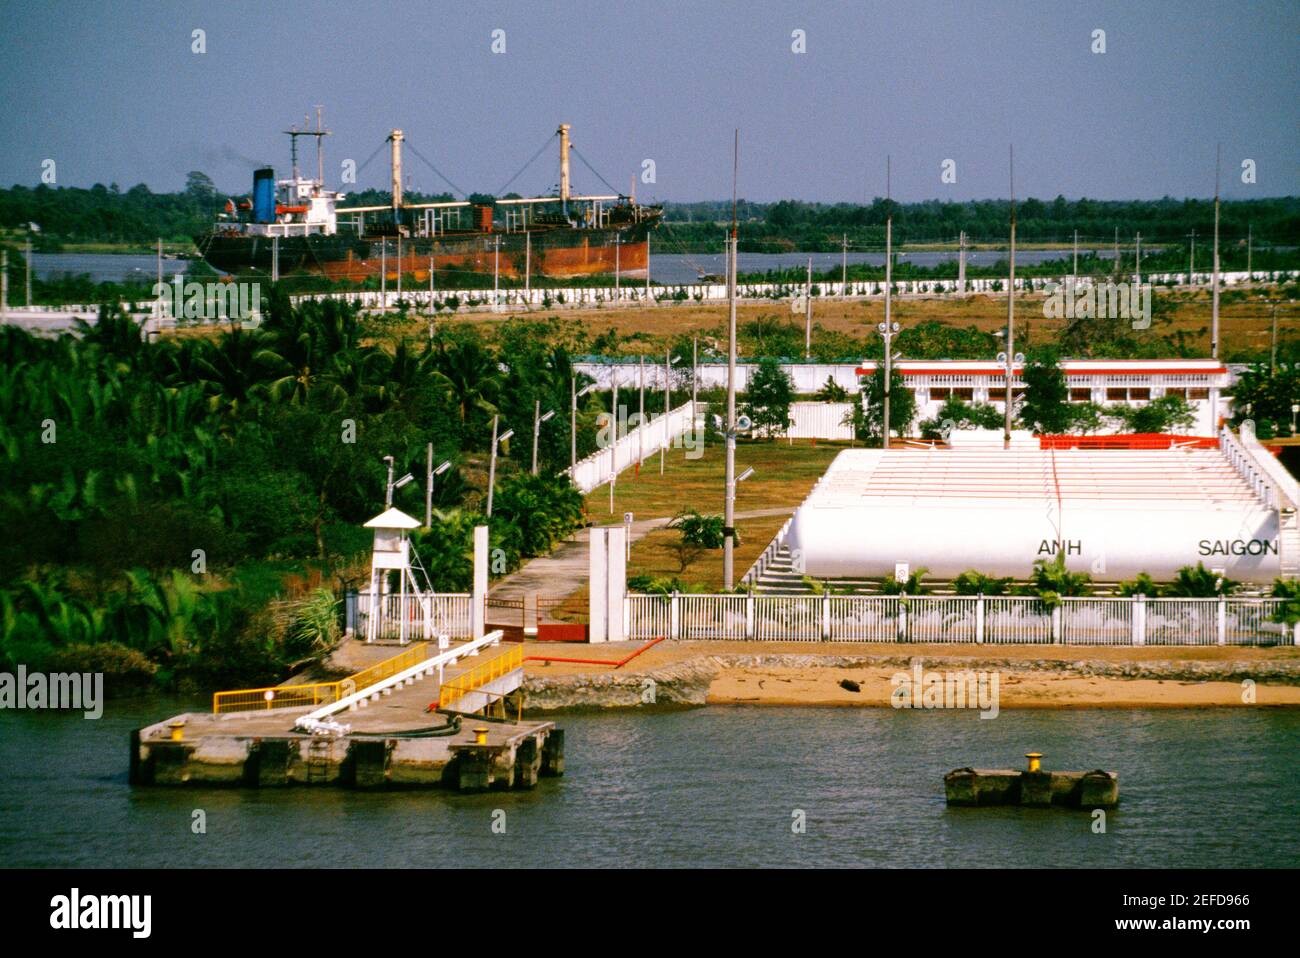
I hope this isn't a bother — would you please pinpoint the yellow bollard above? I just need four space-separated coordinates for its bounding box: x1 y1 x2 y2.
168 720 186 742
473 726 489 745
1025 752 1042 773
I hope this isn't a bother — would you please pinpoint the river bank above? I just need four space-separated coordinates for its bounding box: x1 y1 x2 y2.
519 640 1300 711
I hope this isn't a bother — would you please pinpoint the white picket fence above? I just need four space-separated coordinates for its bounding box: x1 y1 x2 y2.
565 400 701 493
351 590 473 642
288 269 1300 315
624 593 1297 645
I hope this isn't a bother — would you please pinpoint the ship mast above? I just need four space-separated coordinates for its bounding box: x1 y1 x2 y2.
283 111 330 187
388 128 404 218
558 123 571 214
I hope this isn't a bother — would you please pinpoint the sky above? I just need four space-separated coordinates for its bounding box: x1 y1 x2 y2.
0 0 1296 203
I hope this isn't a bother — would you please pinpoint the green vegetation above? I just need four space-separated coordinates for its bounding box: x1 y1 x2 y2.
1227 364 1300 438
0 298 601 690
744 357 796 436
659 195 1300 259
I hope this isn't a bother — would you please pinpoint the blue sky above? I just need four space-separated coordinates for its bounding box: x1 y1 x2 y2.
0 0 1295 202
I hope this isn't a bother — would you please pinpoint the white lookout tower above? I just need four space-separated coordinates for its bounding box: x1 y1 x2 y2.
363 506 429 644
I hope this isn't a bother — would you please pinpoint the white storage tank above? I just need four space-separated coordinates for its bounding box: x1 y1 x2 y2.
786 444 1283 582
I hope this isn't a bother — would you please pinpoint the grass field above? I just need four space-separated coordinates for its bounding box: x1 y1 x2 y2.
422 285 1296 360
573 437 849 594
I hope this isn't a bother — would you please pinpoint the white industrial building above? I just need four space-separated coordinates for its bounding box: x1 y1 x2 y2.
780 425 1297 585
573 358 1232 437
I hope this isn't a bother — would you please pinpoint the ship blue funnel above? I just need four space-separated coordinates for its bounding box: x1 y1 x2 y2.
253 168 275 224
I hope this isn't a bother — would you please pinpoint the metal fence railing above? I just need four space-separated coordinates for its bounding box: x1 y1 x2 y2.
622 593 1296 646
353 591 472 643
212 642 430 714
438 645 525 710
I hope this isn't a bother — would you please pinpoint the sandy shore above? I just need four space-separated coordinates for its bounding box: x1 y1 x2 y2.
520 639 1300 710
707 666 1300 708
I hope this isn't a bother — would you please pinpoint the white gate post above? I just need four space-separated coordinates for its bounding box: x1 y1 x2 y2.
745 591 755 639
670 590 680 640
471 525 488 640
606 526 626 643
1134 595 1146 646
821 592 831 640
1217 596 1227 646
975 595 985 644
589 528 608 643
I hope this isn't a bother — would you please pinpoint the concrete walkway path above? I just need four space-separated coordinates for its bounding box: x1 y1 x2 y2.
487 507 794 613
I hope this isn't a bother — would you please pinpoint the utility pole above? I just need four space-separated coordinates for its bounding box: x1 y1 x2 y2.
1135 232 1141 285
1 249 8 319
381 243 386 302
804 256 813 358
532 399 541 476
883 154 893 447
383 455 396 508
272 235 279 283
493 235 500 311
396 234 402 299
426 444 433 527
1188 228 1196 283
1072 229 1078 279
486 416 499 517
841 233 848 298
723 130 739 591
957 230 966 293
1113 226 1119 276
614 235 621 303
1246 223 1252 279
692 335 698 411
25 236 32 308
524 231 531 300
661 346 670 476
571 376 578 471
610 372 619 514
645 233 651 303
1211 143 1221 361
638 354 645 466
1004 146 1016 449
1270 301 1279 377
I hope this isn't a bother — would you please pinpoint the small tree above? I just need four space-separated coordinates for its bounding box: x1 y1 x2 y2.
744 357 796 438
814 376 850 402
951 570 1012 595
851 365 916 445
1165 562 1240 597
1018 350 1072 434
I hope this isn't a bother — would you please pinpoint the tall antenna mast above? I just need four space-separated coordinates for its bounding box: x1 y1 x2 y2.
723 128 739 590
283 111 330 186
1004 144 1016 449
883 154 893 450
1211 142 1221 360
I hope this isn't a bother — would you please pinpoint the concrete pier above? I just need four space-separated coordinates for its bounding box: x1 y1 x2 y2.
131 652 562 792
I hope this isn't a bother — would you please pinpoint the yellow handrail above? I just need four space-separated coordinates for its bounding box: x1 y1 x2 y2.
439 645 524 709
213 642 430 714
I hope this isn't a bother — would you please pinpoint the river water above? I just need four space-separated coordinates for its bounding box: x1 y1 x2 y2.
1 700 1296 868
30 249 1116 287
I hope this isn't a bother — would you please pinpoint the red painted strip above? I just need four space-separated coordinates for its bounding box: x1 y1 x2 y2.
523 636 667 669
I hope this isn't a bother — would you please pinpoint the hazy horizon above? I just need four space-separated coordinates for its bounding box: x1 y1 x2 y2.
1 0 1296 203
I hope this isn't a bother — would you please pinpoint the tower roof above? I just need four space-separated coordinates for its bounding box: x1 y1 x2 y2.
363 507 422 530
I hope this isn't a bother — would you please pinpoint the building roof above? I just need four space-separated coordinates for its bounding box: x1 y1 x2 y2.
363 507 422 530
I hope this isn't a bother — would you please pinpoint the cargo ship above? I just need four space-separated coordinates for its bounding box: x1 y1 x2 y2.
195 120 661 282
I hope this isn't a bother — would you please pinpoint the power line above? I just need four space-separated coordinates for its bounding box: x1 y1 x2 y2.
495 132 558 197
569 144 621 196
403 141 467 199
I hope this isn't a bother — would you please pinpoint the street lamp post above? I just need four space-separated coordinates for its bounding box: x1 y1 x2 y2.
532 401 556 475
877 321 900 448
486 418 514 517
425 453 451 527
571 378 596 472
